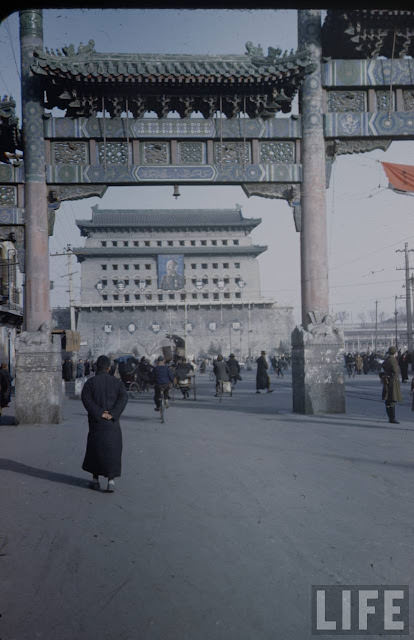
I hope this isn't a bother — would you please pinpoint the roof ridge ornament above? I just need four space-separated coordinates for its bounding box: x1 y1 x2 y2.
245 41 304 66
40 39 96 58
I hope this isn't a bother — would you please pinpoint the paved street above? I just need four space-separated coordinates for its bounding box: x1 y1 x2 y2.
1 369 413 640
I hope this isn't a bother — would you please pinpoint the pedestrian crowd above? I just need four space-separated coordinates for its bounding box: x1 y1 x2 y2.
12 342 410 495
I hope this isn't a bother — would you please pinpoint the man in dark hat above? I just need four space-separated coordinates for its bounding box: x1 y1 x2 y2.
0 360 11 417
227 353 241 386
380 346 402 424
256 350 273 393
81 354 128 492
152 355 175 411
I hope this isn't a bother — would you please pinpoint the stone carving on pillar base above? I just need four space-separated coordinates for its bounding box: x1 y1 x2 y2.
291 312 345 414
242 182 302 231
15 323 63 424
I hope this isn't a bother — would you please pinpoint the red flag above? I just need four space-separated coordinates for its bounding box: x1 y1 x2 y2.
381 161 414 194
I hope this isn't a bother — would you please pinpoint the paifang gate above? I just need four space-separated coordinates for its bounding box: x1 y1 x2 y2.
2 9 414 422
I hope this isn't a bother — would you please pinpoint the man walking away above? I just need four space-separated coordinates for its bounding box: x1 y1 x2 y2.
380 346 402 424
0 360 11 417
256 350 273 393
213 354 230 396
153 356 175 411
81 354 128 492
227 353 241 386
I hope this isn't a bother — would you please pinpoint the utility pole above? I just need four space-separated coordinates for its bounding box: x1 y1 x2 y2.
50 244 76 330
66 245 76 332
396 243 414 367
374 299 378 354
394 295 399 349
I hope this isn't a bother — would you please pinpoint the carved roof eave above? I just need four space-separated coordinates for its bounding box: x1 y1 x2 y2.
322 9 414 59
0 97 22 162
76 220 261 236
72 245 267 260
30 44 314 118
31 47 313 85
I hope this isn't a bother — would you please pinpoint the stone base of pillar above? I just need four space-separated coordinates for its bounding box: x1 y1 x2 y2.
291 315 345 414
15 329 62 424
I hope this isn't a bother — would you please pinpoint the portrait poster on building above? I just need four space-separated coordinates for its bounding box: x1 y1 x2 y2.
157 254 185 290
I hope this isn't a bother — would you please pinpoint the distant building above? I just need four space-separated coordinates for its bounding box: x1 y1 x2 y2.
343 319 410 354
72 205 294 361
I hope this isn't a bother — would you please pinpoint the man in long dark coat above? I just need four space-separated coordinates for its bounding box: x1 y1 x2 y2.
381 346 402 424
81 354 128 492
213 354 230 396
226 353 241 386
0 361 11 417
256 350 273 393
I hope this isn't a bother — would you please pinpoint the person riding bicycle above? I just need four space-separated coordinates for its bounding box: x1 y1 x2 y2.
153 355 174 411
213 354 230 396
137 356 153 391
174 357 194 399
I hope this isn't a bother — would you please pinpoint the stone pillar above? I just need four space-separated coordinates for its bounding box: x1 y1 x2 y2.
292 10 345 414
15 10 63 424
20 9 50 331
15 330 62 424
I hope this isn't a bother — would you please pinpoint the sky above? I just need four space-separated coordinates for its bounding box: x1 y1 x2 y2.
0 8 413 325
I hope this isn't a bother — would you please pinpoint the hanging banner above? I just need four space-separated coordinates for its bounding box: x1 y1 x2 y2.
157 254 185 290
381 161 414 195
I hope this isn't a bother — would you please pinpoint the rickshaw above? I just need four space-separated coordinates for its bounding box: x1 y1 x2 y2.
116 355 141 398
162 334 197 400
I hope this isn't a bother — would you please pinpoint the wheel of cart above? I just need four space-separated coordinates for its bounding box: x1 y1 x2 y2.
175 373 196 400
217 379 232 402
128 381 141 399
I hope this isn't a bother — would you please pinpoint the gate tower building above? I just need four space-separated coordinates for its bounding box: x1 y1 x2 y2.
73 205 294 360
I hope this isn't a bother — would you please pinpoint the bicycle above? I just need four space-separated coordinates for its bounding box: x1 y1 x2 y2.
156 383 170 423
128 381 141 399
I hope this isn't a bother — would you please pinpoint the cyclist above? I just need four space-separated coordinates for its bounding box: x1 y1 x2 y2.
174 357 194 399
153 355 174 412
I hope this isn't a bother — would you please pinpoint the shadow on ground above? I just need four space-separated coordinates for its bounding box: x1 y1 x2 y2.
0 458 90 488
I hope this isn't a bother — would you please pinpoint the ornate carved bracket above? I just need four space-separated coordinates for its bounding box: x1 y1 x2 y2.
46 185 107 236
325 138 392 158
47 184 108 204
241 182 302 232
